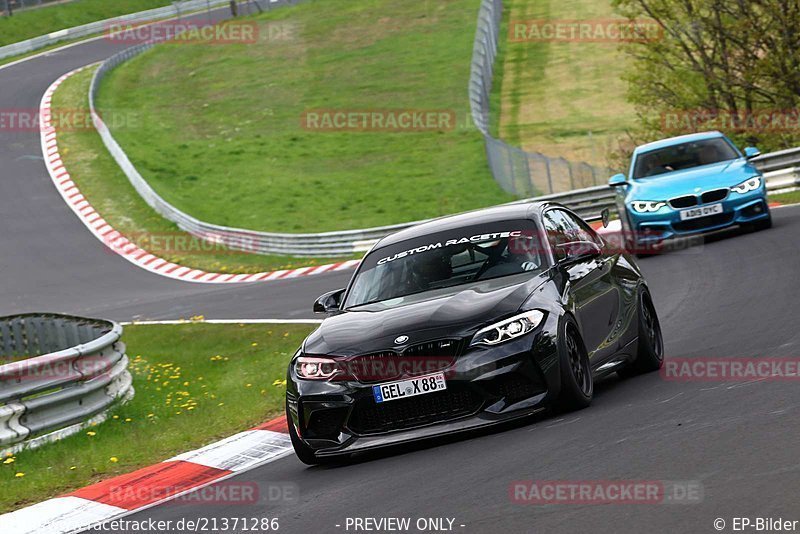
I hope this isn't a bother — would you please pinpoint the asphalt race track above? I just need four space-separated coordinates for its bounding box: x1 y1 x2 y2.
0 7 352 322
2 15 800 534
119 208 800 533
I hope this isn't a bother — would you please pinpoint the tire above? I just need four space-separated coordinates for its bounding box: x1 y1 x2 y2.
618 289 664 377
287 401 324 465
751 213 772 231
555 316 593 411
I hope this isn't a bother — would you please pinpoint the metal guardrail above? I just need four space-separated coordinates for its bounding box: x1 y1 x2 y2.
0 314 131 449
0 0 231 61
751 147 800 173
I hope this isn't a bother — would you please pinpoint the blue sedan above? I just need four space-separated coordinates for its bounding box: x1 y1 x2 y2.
609 131 771 252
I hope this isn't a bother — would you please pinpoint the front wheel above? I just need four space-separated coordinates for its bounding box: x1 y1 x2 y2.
555 316 593 411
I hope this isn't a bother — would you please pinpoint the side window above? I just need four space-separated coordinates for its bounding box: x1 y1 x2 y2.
561 211 603 246
542 210 573 259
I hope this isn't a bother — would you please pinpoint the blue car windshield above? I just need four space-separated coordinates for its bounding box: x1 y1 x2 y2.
633 138 740 179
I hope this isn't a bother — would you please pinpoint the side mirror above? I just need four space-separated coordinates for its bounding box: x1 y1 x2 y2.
556 241 602 262
313 288 345 313
600 208 610 229
744 146 761 159
608 173 628 187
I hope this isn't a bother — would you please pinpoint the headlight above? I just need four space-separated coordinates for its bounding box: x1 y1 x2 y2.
470 310 545 347
295 356 340 380
731 176 761 194
631 201 666 213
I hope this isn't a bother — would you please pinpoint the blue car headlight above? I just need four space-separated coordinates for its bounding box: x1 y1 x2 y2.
470 310 544 347
731 176 761 194
631 201 666 213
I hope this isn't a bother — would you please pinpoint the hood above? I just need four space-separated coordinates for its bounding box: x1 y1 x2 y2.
303 273 550 356
627 158 759 201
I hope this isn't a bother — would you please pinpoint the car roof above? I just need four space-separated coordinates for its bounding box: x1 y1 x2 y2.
633 131 725 155
373 202 553 249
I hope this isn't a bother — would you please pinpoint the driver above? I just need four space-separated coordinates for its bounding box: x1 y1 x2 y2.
406 251 453 292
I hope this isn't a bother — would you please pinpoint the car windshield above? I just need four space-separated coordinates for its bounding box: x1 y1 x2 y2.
632 138 740 179
344 220 546 309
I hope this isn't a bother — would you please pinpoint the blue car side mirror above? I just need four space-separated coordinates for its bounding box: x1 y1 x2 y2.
608 173 628 187
744 146 761 159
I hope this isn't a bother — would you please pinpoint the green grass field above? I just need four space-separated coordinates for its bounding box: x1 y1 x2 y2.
96 0 514 233
492 0 635 173
53 68 356 272
0 0 178 47
0 322 313 513
771 190 800 205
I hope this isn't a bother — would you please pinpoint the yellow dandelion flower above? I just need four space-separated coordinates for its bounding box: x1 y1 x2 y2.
109 457 119 463
15 472 24 478
87 431 96 437
3 458 14 464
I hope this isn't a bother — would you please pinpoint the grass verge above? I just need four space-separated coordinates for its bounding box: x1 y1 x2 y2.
770 189 800 205
0 322 313 513
96 0 514 233
53 67 356 273
492 0 635 171
0 0 177 47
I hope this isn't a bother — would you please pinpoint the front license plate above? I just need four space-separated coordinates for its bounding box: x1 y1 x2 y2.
679 203 723 221
372 373 447 403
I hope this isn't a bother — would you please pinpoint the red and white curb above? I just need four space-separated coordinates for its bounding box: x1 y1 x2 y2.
0 416 291 534
39 67 359 284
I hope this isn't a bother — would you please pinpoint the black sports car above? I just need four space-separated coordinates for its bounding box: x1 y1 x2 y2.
285 202 664 464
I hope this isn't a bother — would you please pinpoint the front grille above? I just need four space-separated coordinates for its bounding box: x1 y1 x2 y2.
701 188 728 204
672 212 734 233
347 339 461 383
669 195 698 209
347 386 482 435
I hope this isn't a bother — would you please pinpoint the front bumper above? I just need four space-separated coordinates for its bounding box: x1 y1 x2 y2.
286 314 561 458
627 188 770 245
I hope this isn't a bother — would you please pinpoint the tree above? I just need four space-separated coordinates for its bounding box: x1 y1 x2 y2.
612 0 800 154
